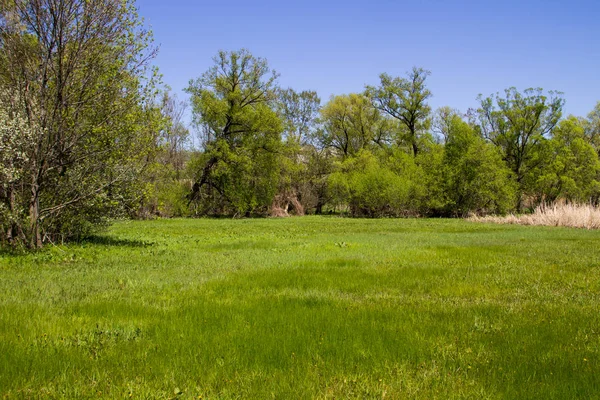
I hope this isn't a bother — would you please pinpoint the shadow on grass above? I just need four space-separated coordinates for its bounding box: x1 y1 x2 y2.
0 246 26 257
0 236 154 255
79 235 154 248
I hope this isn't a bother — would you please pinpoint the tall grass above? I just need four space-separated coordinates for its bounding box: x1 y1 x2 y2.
471 202 600 229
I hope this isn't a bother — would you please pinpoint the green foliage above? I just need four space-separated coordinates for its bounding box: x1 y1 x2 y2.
137 89 195 218
432 106 462 143
186 49 282 216
329 150 421 216
441 116 517 216
414 141 447 213
533 117 600 203
318 93 393 157
141 162 193 218
276 88 321 145
0 0 160 247
301 146 336 214
477 88 564 209
585 101 600 154
272 88 323 215
367 67 432 156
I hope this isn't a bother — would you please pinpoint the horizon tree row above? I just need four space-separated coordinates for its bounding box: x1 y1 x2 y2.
174 49 600 219
1 0 599 249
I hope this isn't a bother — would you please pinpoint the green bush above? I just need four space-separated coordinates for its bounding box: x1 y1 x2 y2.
441 117 517 216
328 151 420 217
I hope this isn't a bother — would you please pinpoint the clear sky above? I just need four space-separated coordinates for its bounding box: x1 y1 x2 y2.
137 0 600 121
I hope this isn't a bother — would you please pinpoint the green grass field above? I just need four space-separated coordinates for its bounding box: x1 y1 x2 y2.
1 217 599 399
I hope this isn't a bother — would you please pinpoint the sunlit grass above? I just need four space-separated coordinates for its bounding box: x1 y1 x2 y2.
1 217 599 398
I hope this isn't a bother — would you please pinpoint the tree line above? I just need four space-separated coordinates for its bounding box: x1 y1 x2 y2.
1 0 600 248
179 51 599 220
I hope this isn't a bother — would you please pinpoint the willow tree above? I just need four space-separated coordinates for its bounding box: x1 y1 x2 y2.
441 114 516 216
276 88 320 145
272 88 322 215
586 101 600 155
186 49 282 216
533 117 600 203
476 88 564 209
0 0 159 247
366 67 432 157
317 93 393 157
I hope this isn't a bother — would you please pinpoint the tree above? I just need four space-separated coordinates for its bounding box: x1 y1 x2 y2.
585 101 600 154
533 117 600 203
476 88 564 209
159 90 190 178
271 88 322 215
276 88 320 145
138 89 192 218
317 93 392 157
303 147 335 214
0 0 159 247
432 106 462 143
366 67 432 157
441 115 516 216
186 49 282 216
0 88 35 244
328 150 420 217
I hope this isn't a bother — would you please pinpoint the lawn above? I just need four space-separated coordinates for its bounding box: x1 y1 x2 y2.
0 217 599 399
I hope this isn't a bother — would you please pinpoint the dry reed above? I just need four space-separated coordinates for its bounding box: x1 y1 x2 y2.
470 202 600 229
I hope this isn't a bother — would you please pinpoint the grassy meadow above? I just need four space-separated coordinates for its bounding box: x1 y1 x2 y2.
0 217 599 399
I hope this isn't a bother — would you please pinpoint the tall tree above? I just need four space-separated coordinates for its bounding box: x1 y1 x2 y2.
585 101 600 154
366 67 432 156
0 0 159 247
476 88 564 209
159 90 189 178
432 106 462 143
533 117 600 203
317 93 392 157
271 88 322 215
276 88 320 145
186 49 282 215
441 114 516 216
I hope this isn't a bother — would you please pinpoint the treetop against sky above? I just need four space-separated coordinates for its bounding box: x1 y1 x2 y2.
138 0 600 120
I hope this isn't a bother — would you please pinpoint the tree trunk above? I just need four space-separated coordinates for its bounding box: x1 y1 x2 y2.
29 180 42 248
412 141 419 157
6 185 15 243
315 202 323 215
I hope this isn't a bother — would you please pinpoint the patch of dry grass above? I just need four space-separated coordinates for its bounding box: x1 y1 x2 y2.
471 202 600 229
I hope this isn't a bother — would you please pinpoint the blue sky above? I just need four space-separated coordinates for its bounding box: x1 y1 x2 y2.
138 0 600 121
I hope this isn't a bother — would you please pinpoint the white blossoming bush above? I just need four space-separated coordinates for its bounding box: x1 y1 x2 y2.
0 89 35 244
0 95 31 182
